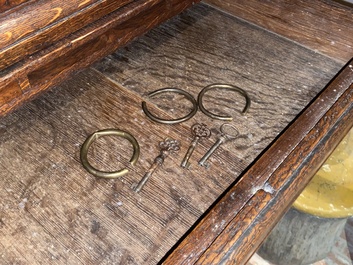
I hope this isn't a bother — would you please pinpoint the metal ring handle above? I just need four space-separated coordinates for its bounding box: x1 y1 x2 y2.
142 88 198 124
220 123 239 139
80 129 140 179
197 83 251 121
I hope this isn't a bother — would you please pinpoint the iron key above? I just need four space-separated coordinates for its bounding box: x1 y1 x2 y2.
181 123 211 168
134 138 180 192
198 123 239 168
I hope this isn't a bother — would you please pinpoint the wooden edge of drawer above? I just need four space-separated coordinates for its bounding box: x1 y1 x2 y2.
0 0 200 116
204 0 353 63
0 0 135 70
161 58 353 264
0 0 34 13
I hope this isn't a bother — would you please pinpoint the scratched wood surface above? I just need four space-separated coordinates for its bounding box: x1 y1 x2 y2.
0 0 31 12
93 3 342 162
205 0 353 63
0 0 133 70
0 0 200 117
0 3 343 264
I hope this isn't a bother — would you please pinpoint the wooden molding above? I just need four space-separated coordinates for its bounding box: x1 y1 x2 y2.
204 0 353 63
0 0 200 116
162 58 353 264
0 0 134 70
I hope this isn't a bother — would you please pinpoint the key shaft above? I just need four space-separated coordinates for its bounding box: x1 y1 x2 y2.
181 137 200 168
134 156 163 192
134 138 180 192
198 135 226 167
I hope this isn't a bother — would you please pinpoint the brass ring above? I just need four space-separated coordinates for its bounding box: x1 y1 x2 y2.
80 129 140 179
142 88 198 124
198 83 251 121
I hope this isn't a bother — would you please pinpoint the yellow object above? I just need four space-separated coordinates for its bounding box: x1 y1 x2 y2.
293 128 353 218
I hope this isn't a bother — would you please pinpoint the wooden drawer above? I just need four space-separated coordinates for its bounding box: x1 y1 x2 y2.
0 0 32 12
0 0 200 115
0 0 352 264
0 0 134 70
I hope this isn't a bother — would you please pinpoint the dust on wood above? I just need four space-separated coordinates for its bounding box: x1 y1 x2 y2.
0 3 342 264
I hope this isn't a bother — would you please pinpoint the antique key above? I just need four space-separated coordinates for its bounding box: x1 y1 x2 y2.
134 138 180 192
198 123 239 168
181 123 211 168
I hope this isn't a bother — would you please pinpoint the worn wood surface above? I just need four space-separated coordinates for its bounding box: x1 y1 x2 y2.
93 3 342 163
0 2 349 265
181 60 353 265
205 0 353 63
0 0 31 13
0 0 133 70
0 0 199 116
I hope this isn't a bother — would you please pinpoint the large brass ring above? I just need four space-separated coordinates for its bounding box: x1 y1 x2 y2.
142 88 198 124
80 129 140 179
198 83 251 121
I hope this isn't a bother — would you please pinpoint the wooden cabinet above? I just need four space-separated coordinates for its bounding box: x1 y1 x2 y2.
0 0 352 264
0 0 32 12
162 1 353 264
0 0 200 115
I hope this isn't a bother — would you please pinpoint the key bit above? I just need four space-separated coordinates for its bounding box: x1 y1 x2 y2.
181 123 211 168
134 138 180 192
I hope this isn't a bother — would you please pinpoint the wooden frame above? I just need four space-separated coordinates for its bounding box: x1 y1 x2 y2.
204 0 353 63
0 0 200 115
1 1 353 264
162 58 353 265
161 0 353 263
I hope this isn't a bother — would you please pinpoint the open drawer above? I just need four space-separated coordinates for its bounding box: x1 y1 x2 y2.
0 1 352 264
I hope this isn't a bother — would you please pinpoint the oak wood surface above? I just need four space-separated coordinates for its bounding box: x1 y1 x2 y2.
0 1 351 265
186 60 353 265
93 3 352 263
93 3 342 164
1 69 205 264
0 0 31 12
0 0 199 116
0 0 134 70
204 0 353 63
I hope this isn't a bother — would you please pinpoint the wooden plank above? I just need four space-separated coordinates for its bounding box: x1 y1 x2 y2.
92 5 349 262
200 72 353 265
0 79 22 106
93 3 342 168
0 0 200 116
162 59 353 264
0 0 134 70
0 0 98 48
204 0 353 63
0 0 32 12
0 67 246 264
0 3 347 264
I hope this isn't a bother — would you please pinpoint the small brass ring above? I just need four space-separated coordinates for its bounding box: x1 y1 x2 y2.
142 88 198 124
197 83 251 121
80 129 140 179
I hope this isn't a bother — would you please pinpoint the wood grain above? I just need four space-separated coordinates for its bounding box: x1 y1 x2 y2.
94 3 342 165
0 2 350 264
0 0 134 70
201 79 353 265
0 0 30 12
92 5 349 263
0 67 245 264
204 0 353 63
0 0 200 116
162 58 353 264
0 79 22 106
